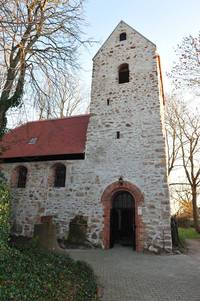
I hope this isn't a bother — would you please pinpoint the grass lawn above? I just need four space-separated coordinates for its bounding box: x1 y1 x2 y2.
178 227 200 244
0 244 99 301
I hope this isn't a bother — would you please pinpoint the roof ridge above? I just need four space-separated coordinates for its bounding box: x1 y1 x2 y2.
26 113 90 124
7 114 90 132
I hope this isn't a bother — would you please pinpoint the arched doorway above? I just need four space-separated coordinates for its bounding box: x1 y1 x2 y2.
110 191 135 248
101 181 144 252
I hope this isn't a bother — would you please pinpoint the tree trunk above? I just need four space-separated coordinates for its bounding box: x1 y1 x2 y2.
192 186 200 232
0 107 7 138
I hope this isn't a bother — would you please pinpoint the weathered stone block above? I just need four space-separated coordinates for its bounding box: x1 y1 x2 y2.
67 215 88 245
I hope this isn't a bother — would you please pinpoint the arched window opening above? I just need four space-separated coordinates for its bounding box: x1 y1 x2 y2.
17 166 28 188
120 32 127 41
118 63 129 84
54 164 66 188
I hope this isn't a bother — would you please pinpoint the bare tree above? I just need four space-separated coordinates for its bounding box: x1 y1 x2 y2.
177 107 200 231
165 96 181 175
171 184 194 218
0 0 88 136
169 101 200 231
170 32 200 93
35 74 88 119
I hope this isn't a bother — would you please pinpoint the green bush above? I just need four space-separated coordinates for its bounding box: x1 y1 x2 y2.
0 182 10 248
0 247 99 301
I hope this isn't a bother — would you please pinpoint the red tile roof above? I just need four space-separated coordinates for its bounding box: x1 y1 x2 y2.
0 115 90 159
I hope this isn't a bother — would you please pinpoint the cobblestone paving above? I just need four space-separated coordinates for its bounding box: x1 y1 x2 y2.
68 246 200 301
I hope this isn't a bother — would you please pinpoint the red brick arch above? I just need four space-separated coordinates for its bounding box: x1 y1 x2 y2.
101 181 144 252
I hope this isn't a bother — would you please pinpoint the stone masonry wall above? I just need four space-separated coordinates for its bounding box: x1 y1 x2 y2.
3 160 104 246
1 21 172 251
84 21 172 251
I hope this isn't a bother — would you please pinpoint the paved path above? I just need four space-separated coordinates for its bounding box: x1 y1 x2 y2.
186 238 200 259
68 246 200 301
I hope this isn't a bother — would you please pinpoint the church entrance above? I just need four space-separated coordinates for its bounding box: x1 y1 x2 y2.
110 191 135 249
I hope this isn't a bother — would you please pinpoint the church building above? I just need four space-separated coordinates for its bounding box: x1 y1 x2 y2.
0 21 172 252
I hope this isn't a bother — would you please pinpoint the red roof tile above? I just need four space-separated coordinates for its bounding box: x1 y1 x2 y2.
0 115 90 159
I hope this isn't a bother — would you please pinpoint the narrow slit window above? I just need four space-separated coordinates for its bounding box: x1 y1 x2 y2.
118 63 129 84
116 131 120 139
107 99 110 106
120 32 127 41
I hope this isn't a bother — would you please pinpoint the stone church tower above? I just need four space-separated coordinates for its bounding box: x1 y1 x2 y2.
0 21 172 252
84 21 172 251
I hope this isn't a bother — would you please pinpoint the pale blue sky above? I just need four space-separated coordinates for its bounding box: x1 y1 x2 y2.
80 0 200 92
